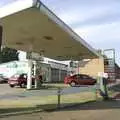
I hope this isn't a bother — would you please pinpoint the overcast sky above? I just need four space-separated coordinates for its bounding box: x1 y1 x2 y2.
0 0 120 64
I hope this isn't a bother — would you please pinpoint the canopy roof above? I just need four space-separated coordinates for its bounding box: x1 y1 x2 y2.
0 0 99 60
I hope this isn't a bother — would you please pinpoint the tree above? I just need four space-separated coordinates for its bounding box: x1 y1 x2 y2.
0 47 19 63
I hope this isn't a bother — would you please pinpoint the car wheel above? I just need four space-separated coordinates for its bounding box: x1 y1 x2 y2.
70 82 76 87
10 84 15 88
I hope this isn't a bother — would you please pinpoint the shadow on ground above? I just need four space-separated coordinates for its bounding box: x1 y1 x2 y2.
0 100 120 115
109 84 120 92
0 104 55 114
15 84 66 90
56 100 120 112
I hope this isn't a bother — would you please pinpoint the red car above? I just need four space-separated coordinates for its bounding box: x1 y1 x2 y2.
8 73 35 88
64 74 96 86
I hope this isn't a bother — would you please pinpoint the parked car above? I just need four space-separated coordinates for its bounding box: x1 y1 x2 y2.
0 74 8 83
8 73 35 88
64 74 96 86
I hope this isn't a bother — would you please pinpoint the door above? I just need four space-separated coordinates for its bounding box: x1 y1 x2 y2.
75 75 83 84
51 68 59 82
80 75 91 85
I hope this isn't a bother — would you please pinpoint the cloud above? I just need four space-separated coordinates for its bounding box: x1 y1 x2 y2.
74 22 120 63
41 0 120 27
75 22 120 45
1 0 120 63
70 5 120 28
41 0 120 63
0 0 16 7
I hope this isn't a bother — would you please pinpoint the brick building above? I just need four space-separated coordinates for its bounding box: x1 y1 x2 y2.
77 57 120 81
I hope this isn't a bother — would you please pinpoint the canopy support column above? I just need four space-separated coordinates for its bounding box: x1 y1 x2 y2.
27 59 33 90
0 26 3 51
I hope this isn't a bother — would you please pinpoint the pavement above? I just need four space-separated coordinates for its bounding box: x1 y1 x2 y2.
0 100 120 120
0 84 58 100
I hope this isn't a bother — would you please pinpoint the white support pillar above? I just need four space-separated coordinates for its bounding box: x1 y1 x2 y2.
98 72 109 100
48 67 51 82
59 69 61 82
34 61 38 89
99 77 104 93
32 61 37 89
27 60 33 90
98 72 105 92
77 61 80 74
0 26 2 51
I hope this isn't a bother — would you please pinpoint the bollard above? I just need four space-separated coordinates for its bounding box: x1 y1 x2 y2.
57 87 62 109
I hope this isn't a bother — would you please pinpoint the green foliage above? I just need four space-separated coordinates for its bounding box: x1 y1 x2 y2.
0 47 19 63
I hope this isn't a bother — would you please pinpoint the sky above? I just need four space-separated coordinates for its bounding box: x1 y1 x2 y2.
0 0 120 64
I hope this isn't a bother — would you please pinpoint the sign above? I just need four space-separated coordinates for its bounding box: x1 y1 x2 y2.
48 61 68 70
98 72 108 78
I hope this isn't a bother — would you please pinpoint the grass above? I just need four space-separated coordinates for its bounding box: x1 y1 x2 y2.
0 91 97 114
0 83 119 115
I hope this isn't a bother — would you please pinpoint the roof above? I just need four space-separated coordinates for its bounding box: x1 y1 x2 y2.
0 0 99 60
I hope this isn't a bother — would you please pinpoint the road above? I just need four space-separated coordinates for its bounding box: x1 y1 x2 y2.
0 84 24 95
0 100 120 120
0 84 57 100
0 84 96 100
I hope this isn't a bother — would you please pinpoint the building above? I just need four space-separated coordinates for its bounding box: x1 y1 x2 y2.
0 60 68 83
77 58 104 78
48 61 68 83
115 63 120 79
0 61 29 78
77 57 120 81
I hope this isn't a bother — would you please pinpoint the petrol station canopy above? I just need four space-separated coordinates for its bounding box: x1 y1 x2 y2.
0 0 99 60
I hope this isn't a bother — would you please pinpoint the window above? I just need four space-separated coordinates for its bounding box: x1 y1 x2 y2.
81 75 89 79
